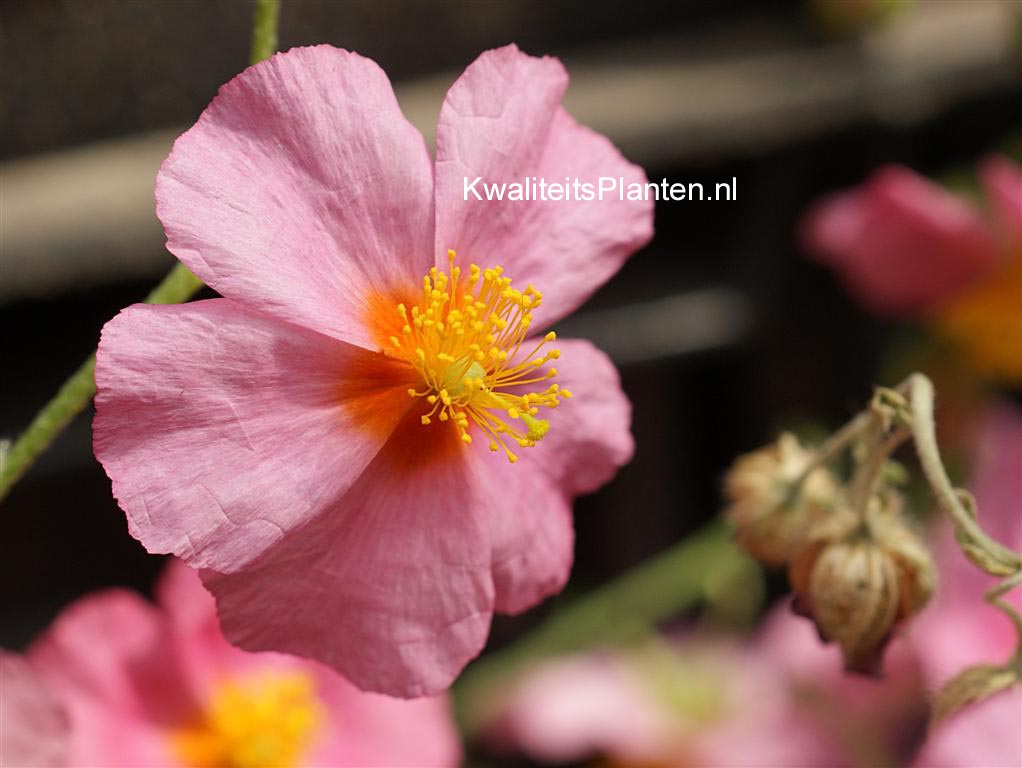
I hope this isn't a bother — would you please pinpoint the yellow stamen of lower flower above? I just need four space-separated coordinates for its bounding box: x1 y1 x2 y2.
170 670 323 768
388 249 568 462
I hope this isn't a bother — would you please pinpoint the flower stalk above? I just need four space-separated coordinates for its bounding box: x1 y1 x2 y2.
729 371 1021 721
0 0 282 504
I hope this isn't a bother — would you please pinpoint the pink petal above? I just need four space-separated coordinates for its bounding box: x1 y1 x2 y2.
0 651 69 768
24 562 463 766
153 558 249 699
913 686 1022 768
156 45 434 348
155 557 216 640
310 672 461 766
489 654 675 763
471 452 573 616
969 402 1022 556
154 560 463 766
94 300 416 574
480 338 633 614
27 591 185 767
434 45 653 328
979 155 1022 247
800 166 998 315
533 338 634 495
202 409 495 698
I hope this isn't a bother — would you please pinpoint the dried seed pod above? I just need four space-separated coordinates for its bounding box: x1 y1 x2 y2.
789 498 935 674
724 433 838 566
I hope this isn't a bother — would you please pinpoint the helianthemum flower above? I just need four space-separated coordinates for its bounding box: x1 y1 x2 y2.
799 157 1019 317
93 45 652 697
5 560 460 767
799 156 1022 384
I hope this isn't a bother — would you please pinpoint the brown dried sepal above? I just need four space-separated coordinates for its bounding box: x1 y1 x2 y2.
788 501 935 675
724 433 837 566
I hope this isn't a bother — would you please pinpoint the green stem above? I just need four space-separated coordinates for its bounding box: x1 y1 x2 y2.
251 0 281 65
0 3 282 504
0 354 98 502
0 266 204 503
452 521 741 737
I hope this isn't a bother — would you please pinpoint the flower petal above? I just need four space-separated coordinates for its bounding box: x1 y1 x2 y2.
979 155 1022 247
487 654 675 764
434 45 653 328
469 453 573 616
800 166 998 315
153 560 463 765
912 686 1022 768
27 591 186 767
94 300 416 574
479 337 633 614
0 651 69 768
202 409 495 698
310 672 462 766
156 45 434 348
520 337 634 495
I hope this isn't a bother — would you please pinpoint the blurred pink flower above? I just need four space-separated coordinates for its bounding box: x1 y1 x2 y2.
909 402 1022 767
487 634 844 767
9 560 460 767
800 156 1021 316
93 44 652 697
755 605 927 763
912 687 1022 768
0 651 69 768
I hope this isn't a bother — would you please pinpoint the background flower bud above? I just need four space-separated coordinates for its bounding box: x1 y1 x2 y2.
724 433 837 566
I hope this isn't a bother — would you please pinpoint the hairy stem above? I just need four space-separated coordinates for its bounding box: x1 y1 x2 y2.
986 572 1022 659
251 0 281 64
0 2 282 504
906 373 1021 571
848 424 911 514
793 410 874 492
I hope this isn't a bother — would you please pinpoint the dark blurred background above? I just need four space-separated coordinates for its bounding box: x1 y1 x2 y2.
2 0 1020 714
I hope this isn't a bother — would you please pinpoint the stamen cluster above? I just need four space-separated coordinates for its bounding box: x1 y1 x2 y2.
172 671 322 768
389 251 572 463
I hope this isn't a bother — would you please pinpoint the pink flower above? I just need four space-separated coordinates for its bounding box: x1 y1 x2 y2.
800 156 1021 315
486 634 843 767
93 45 652 697
0 651 69 768
912 687 1022 768
10 560 460 767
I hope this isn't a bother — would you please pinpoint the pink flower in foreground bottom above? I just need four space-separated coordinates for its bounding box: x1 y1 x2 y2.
93 45 652 697
0 651 69 767
11 560 460 767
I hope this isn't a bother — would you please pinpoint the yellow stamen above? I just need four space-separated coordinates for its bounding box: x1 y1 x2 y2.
170 670 323 768
387 249 568 462
931 255 1022 386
